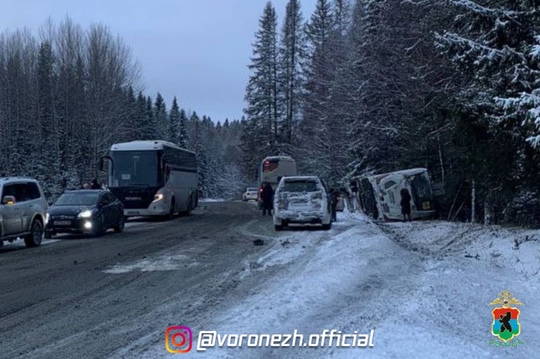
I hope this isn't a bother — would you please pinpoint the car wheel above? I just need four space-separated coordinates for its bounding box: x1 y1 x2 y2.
44 230 53 239
24 220 43 248
114 215 125 233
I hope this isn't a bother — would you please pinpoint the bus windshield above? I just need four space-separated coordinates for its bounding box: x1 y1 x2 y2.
110 151 159 187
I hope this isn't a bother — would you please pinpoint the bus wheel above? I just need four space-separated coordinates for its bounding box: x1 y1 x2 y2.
168 198 176 220
186 198 192 216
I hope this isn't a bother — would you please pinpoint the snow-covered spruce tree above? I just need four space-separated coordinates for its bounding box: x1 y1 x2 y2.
36 40 62 197
122 86 139 142
342 0 410 177
178 108 188 148
142 96 157 139
169 97 181 145
239 116 263 182
321 0 352 184
298 0 334 179
154 92 168 141
188 112 208 197
437 0 540 225
277 0 307 148
243 1 280 172
132 92 149 140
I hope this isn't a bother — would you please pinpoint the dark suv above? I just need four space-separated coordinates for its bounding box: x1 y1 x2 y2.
0 177 48 249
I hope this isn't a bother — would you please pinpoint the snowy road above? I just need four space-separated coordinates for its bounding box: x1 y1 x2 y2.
1 202 538 359
0 202 281 359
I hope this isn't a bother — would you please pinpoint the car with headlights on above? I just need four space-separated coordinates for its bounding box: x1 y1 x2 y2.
45 189 125 238
273 176 332 231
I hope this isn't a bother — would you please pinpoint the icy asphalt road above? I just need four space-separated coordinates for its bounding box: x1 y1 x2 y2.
0 201 286 359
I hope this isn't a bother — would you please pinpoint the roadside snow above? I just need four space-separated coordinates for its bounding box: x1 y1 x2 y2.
126 214 540 358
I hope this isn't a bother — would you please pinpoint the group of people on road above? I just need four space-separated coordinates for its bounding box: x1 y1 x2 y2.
259 180 413 222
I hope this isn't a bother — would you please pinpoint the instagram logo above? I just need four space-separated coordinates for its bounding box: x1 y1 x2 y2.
166 326 193 353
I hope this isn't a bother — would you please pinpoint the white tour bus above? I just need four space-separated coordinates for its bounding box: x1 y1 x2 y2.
257 156 297 203
99 140 198 218
258 156 298 189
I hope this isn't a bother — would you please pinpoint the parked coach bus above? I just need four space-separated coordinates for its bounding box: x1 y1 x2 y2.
99 140 198 219
257 156 298 206
354 168 436 221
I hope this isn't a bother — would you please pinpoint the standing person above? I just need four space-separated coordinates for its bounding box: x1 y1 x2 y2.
330 188 339 222
90 178 101 189
261 182 274 216
400 188 412 221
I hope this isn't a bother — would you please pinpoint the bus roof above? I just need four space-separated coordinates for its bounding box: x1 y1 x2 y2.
110 140 194 154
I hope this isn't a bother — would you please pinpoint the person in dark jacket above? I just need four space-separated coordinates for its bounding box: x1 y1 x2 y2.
90 178 101 189
261 182 274 216
330 188 339 222
400 188 412 221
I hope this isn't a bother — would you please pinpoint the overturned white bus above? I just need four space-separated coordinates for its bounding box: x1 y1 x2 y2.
353 168 436 221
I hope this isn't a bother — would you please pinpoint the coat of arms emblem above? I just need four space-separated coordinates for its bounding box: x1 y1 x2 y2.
488 290 524 347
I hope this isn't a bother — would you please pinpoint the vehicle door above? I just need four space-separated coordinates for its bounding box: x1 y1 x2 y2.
99 193 114 227
107 193 123 223
1 184 23 235
16 182 43 232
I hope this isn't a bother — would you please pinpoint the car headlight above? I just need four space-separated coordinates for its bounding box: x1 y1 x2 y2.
154 194 164 201
78 210 93 218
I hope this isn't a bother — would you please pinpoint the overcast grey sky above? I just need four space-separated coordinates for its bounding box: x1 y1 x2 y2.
0 0 317 123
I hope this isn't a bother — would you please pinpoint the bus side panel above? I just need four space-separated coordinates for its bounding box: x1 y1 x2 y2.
166 170 198 211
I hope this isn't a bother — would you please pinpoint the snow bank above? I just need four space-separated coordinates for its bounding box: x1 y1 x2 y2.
132 216 539 359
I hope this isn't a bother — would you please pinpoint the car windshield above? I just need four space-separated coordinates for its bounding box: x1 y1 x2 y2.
281 180 318 192
54 192 100 206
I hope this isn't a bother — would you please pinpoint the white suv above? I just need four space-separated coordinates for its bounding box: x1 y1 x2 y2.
0 177 48 248
273 176 332 231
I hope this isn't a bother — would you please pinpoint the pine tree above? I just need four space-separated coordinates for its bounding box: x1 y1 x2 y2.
436 0 540 224
36 41 62 197
169 97 181 145
178 109 188 148
143 96 156 139
243 1 280 167
154 92 168 140
278 0 307 146
298 0 334 179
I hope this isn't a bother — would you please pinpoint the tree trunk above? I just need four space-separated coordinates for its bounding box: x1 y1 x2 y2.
471 178 476 224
